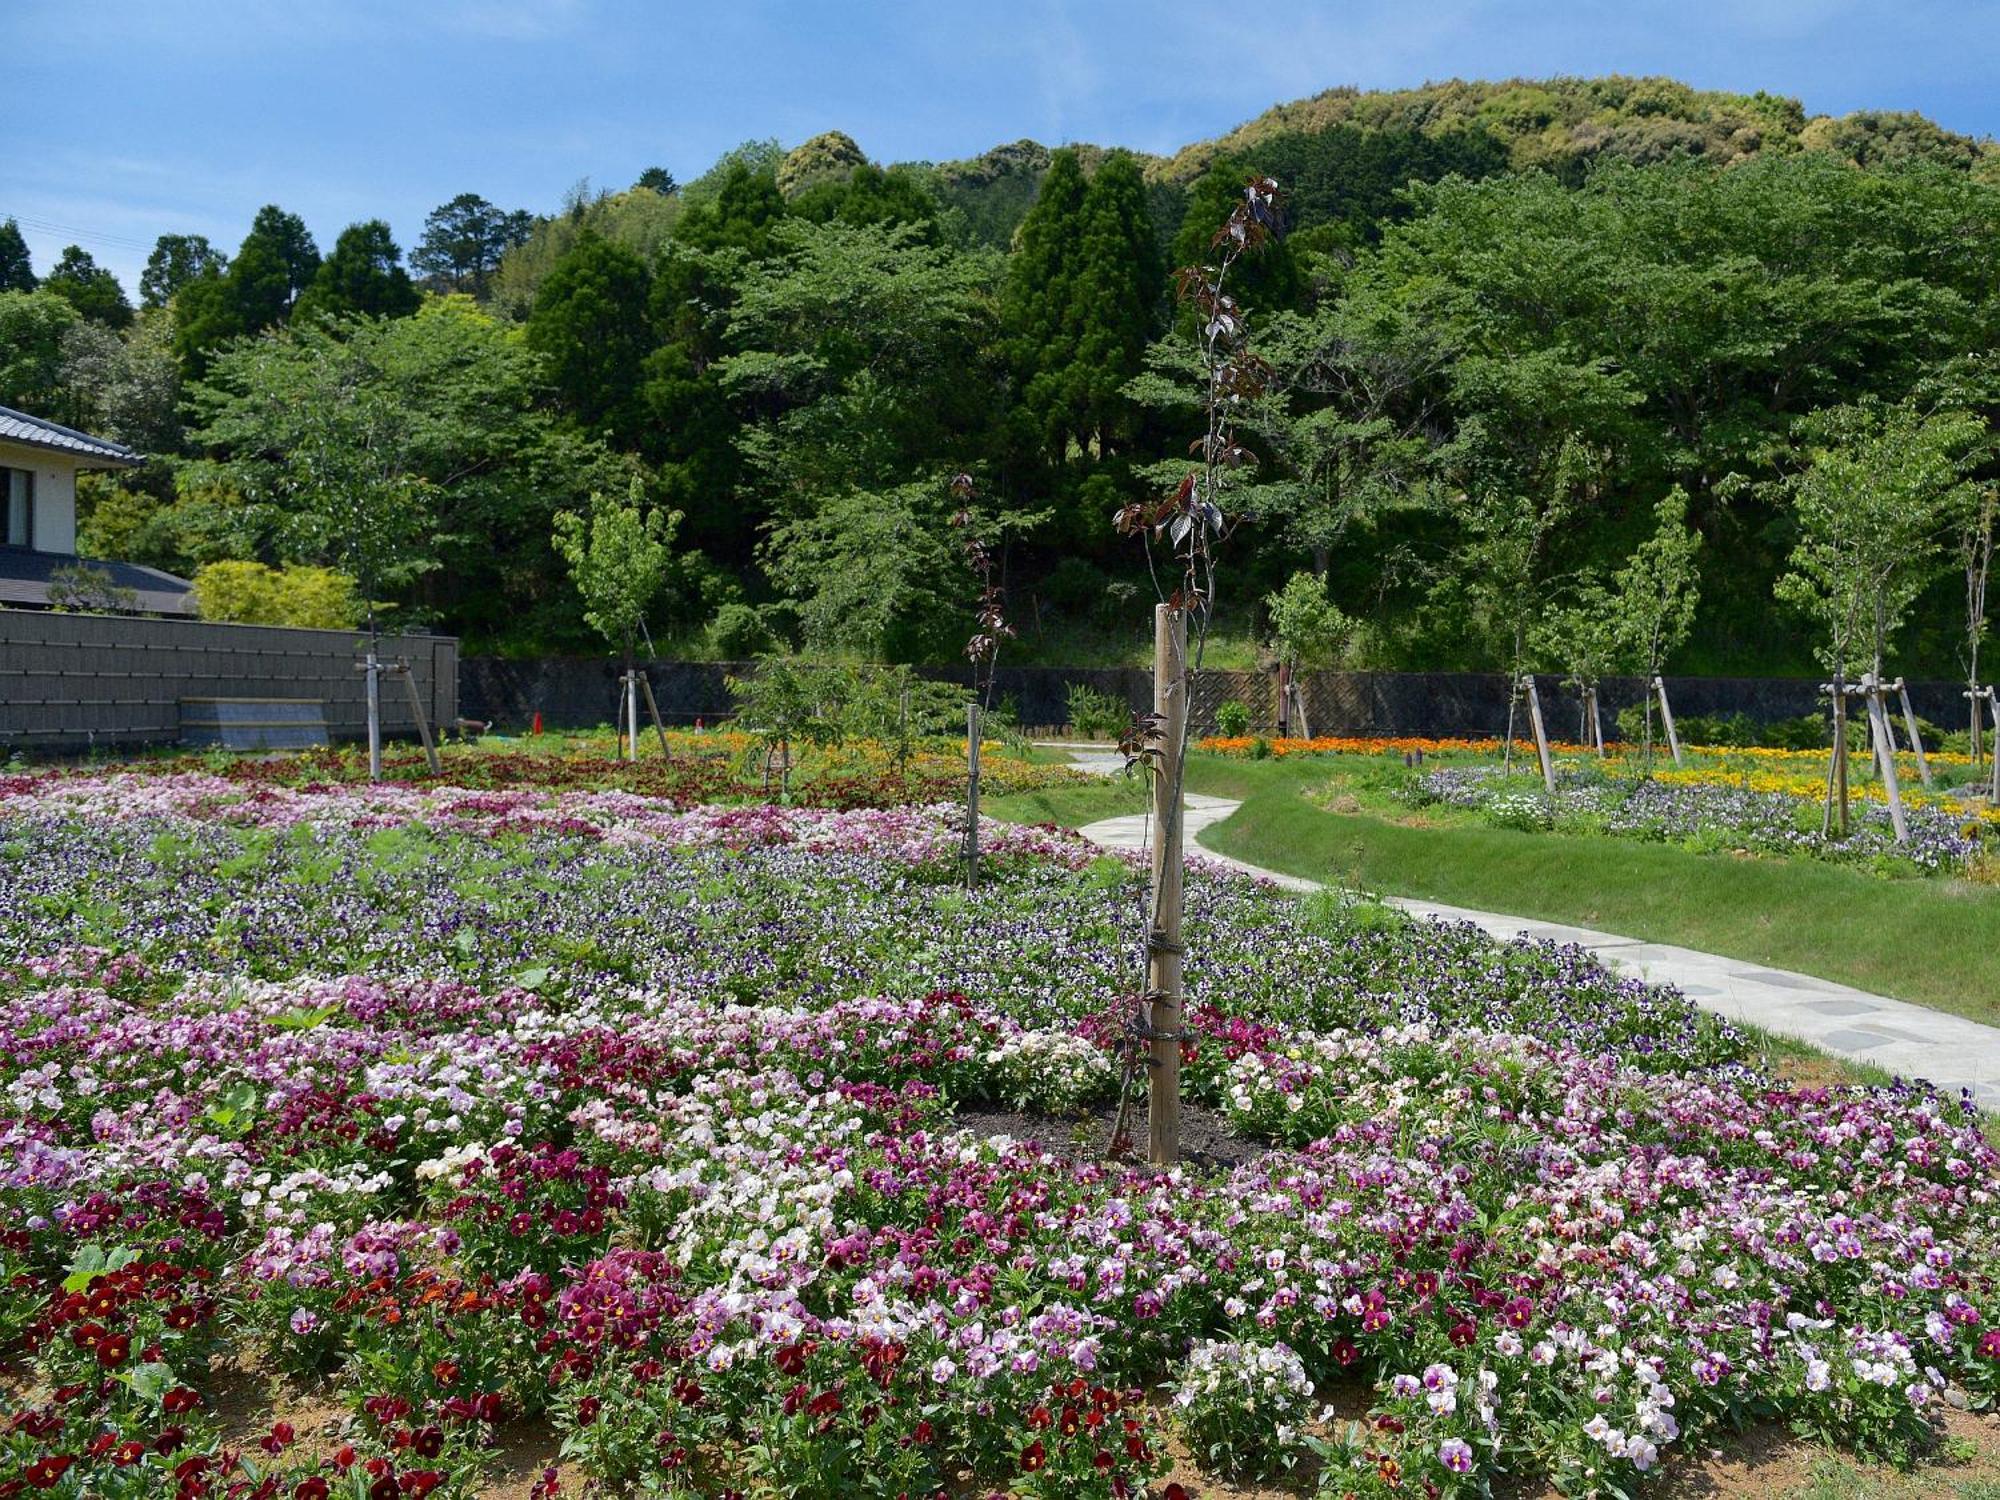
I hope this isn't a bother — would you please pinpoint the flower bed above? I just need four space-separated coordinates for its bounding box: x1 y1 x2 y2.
118 732 1082 810
1410 764 1992 875
0 778 1994 1499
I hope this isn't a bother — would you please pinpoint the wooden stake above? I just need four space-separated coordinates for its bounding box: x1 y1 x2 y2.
1289 679 1312 740
1521 675 1556 794
1653 676 1684 767
1587 686 1605 757
1148 605 1187 1169
395 661 442 777
1863 677 1909 844
1893 677 1932 790
1989 688 1999 803
624 671 640 763
1832 683 1849 839
638 673 671 758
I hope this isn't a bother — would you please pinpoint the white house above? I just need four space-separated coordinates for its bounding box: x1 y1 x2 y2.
0 404 192 614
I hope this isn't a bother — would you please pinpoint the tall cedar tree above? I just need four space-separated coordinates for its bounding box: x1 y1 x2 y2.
526 233 654 446
1002 147 1089 466
43 247 133 329
1066 151 1161 456
0 221 34 291
675 163 788 256
296 221 422 323
173 206 320 376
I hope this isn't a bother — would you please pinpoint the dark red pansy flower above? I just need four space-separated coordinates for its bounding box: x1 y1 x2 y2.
1020 1440 1046 1473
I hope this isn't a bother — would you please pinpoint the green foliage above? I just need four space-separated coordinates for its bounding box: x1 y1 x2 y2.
1615 487 1703 680
526 232 653 444
41 245 132 329
0 290 80 409
1265 570 1353 671
1215 700 1252 737
777 131 867 197
708 601 779 659
0 219 34 292
189 298 628 645
761 481 967 661
1169 157 1303 313
45 564 138 614
171 204 321 375
411 193 534 296
140 234 226 309
1773 400 1989 676
191 560 363 629
294 220 421 323
1064 682 1127 739
552 478 682 661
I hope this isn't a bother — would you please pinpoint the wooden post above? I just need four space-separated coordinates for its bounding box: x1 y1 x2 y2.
1989 688 2000 803
1289 679 1312 740
624 670 640 763
1969 687 1987 769
1862 676 1909 844
1148 604 1187 1169
1892 677 1933 790
1587 686 1605 758
364 647 383 781
638 673 671 758
394 661 442 776
965 701 981 892
1832 679 1850 838
1275 661 1291 738
1521 674 1556 794
1653 676 1684 767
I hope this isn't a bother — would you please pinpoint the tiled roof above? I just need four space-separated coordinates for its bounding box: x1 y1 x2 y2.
0 405 142 466
0 549 192 615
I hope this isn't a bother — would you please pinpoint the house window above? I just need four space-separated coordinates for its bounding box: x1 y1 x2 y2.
2 468 31 548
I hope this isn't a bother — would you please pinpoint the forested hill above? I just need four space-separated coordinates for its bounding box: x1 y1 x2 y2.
925 74 1997 250
5 73 1998 683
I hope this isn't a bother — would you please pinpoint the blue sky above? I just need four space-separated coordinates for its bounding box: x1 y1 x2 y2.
4 0 1998 293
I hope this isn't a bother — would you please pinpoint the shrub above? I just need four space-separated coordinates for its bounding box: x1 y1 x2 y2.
708 601 776 659
1064 682 1126 739
192 561 363 629
1215 700 1252 737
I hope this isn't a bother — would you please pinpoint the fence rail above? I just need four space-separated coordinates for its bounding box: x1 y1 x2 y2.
1 609 456 751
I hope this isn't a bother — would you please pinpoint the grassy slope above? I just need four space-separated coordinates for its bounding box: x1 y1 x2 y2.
993 755 2000 1025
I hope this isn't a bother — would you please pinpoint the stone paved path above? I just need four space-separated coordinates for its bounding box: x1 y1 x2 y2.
1060 765 2000 1107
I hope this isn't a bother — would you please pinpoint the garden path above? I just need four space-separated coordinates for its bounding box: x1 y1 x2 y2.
1059 752 2000 1108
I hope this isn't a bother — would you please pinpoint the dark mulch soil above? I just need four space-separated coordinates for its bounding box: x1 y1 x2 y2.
950 1099 1268 1174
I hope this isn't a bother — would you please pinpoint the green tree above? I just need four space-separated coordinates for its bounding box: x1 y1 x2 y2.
674 161 788 256
760 481 967 660
42 246 133 328
295 221 421 322
227 205 322 329
791 162 943 243
525 233 654 444
721 220 997 508
1265 569 1353 670
189 299 629 646
1065 151 1161 456
172 205 321 376
0 290 81 409
552 477 682 671
54 311 181 452
0 220 35 291
411 193 534 296
1773 400 1988 680
1000 147 1088 465
635 167 677 196
140 234 226 309
1613 486 1703 765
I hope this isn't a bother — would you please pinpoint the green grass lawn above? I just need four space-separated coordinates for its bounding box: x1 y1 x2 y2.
995 753 2000 1026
